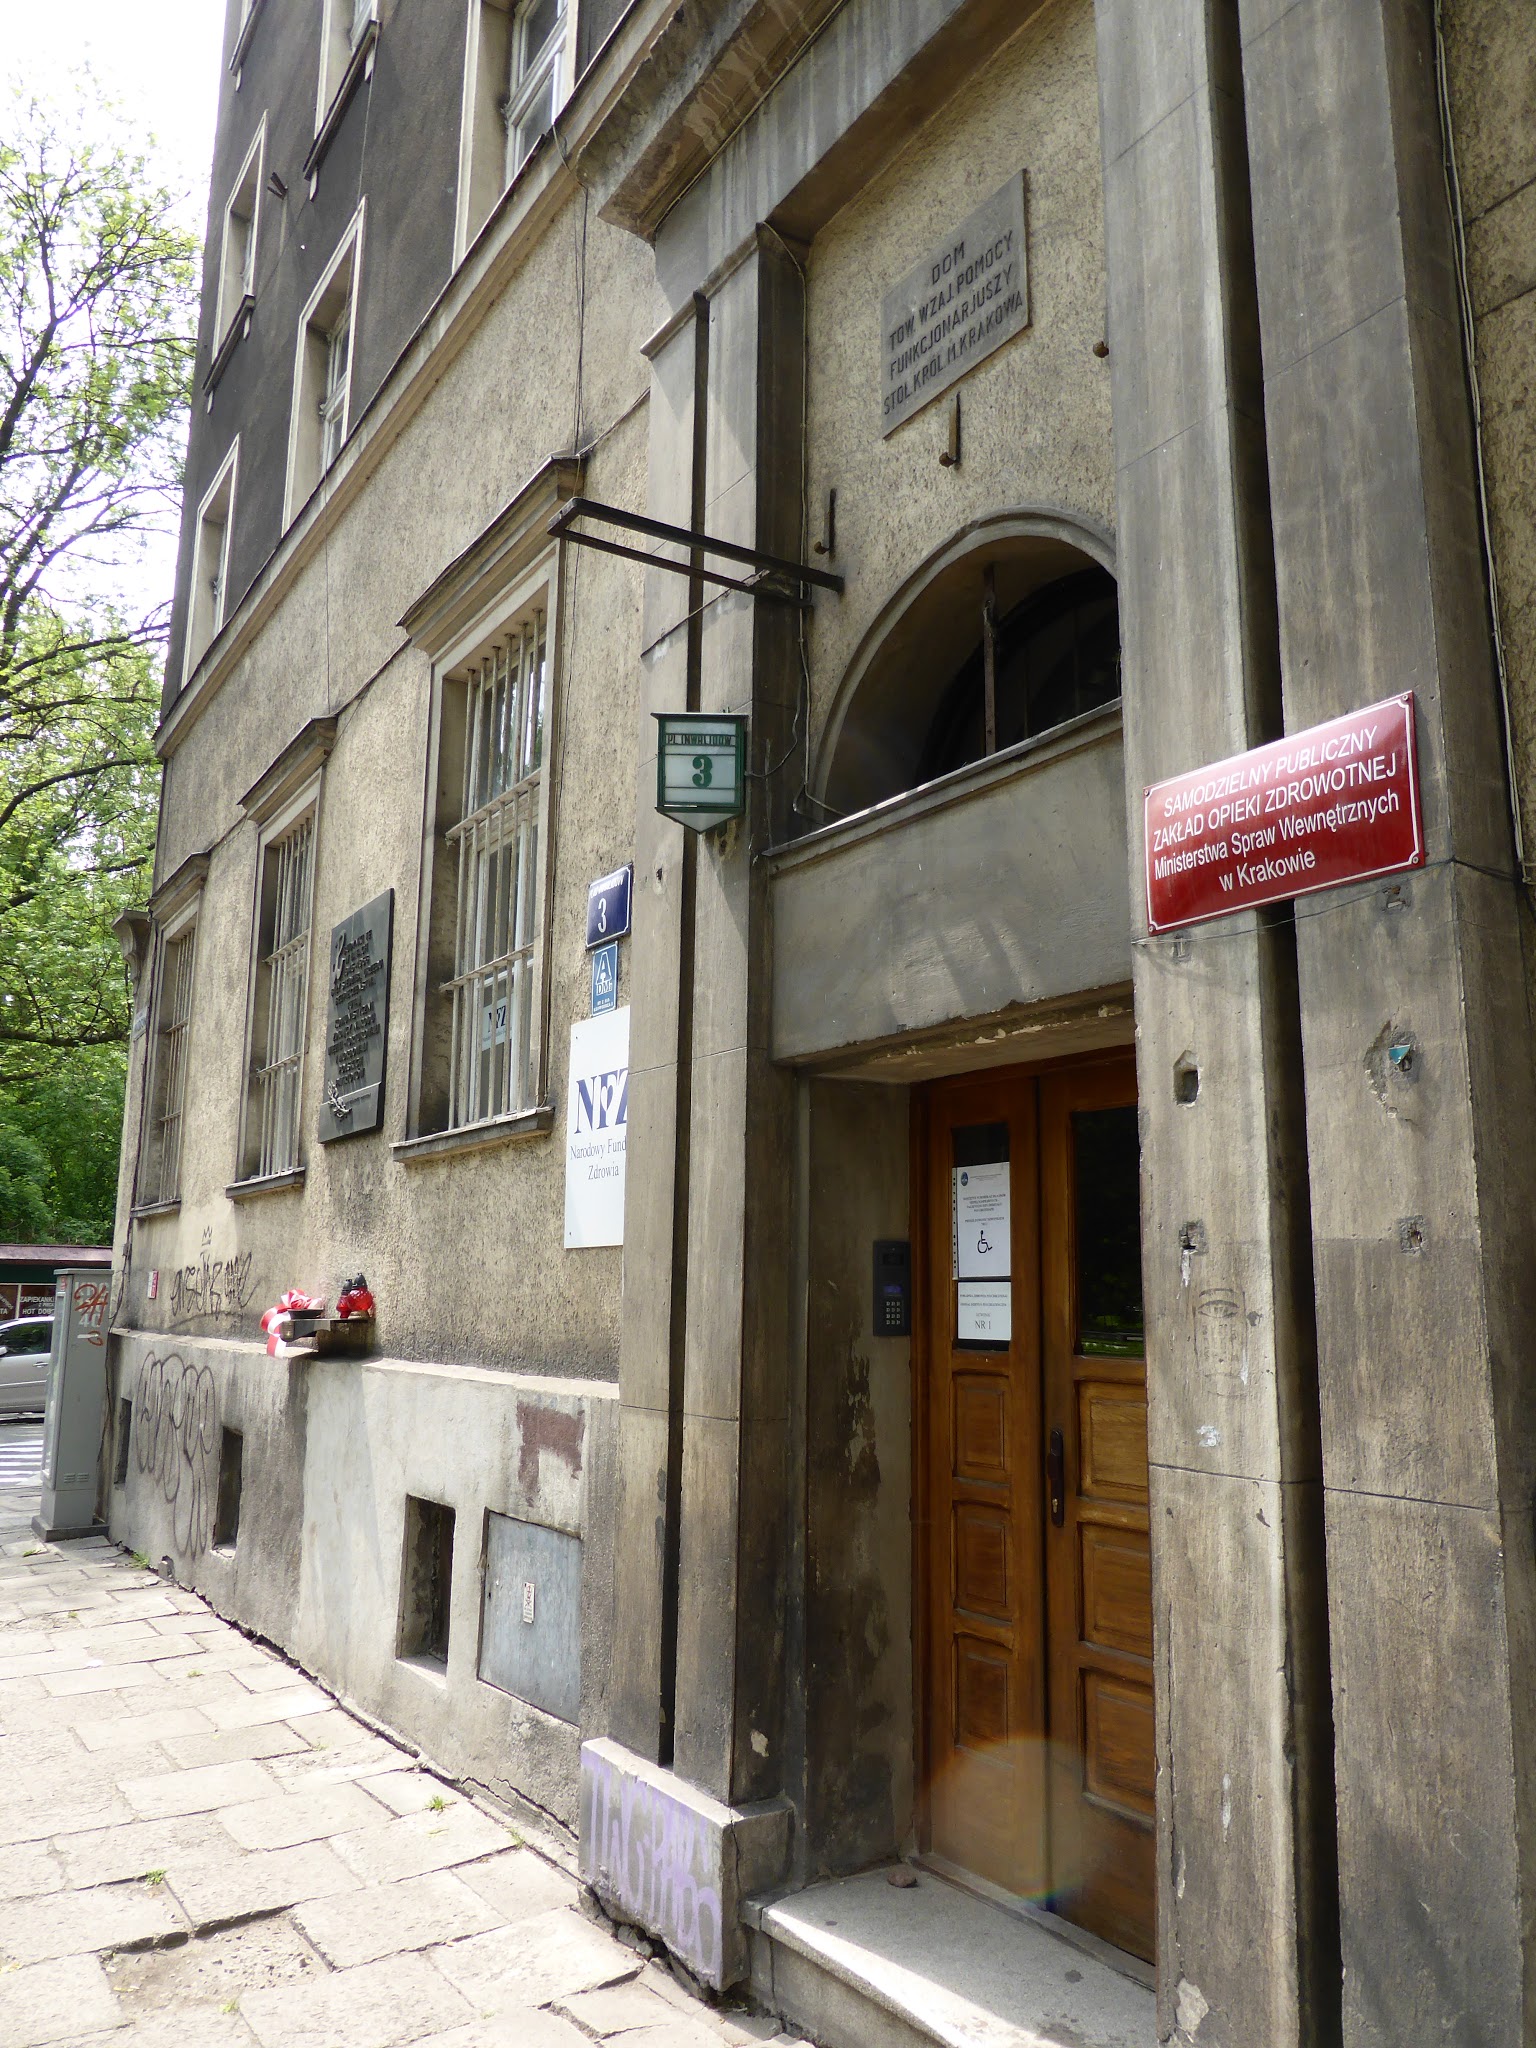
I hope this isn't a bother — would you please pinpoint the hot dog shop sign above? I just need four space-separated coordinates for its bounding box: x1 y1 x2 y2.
1144 694 1424 934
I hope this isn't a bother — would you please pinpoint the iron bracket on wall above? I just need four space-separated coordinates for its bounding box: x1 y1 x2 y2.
548 497 844 607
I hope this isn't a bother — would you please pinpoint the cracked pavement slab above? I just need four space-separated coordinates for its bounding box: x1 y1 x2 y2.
0 1422 804 2048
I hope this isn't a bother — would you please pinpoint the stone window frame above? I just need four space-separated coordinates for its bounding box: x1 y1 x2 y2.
133 856 210 1217
230 719 338 1199
309 0 381 184
453 0 579 263
283 204 364 528
183 437 240 686
230 0 268 78
393 456 582 1164
209 118 265 378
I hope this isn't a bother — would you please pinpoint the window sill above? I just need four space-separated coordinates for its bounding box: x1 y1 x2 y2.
203 296 255 397
396 1652 449 1686
131 1198 181 1221
392 1106 554 1165
304 17 379 188
226 1167 306 1202
230 0 267 75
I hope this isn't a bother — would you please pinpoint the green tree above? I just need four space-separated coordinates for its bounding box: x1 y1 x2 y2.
0 86 197 1241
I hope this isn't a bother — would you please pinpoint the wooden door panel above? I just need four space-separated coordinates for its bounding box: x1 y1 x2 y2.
920 1076 1044 1901
953 1374 1009 1482
954 1504 1011 1620
1041 1058 1155 1963
1083 1672 1156 1817
1080 1524 1153 1659
1078 1382 1149 1500
954 1635 1013 1750
919 1055 1153 1958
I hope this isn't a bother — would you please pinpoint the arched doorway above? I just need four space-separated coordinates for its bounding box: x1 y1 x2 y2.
801 515 1154 1962
815 512 1119 818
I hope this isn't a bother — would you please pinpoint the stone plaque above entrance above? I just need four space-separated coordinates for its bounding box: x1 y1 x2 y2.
881 172 1029 435
318 890 392 1142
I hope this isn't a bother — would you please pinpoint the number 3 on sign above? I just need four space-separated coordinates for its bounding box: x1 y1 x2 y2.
691 754 713 787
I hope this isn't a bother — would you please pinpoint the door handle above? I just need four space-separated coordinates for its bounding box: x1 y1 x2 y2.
1047 1427 1065 1527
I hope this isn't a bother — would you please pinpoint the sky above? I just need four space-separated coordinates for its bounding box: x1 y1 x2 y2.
2 2 227 614
3 0 225 231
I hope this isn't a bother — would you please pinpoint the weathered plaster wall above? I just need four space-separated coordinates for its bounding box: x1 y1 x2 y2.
126 196 655 1379
111 1329 617 1828
802 0 1113 781
798 1079 913 1879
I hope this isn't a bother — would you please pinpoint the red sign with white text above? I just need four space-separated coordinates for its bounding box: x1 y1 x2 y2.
1145 694 1423 933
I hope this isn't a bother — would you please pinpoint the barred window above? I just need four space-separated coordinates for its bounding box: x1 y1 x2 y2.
445 611 546 1128
140 926 197 1207
246 812 315 1177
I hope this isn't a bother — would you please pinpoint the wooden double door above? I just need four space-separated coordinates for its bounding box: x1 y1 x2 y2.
917 1054 1155 1961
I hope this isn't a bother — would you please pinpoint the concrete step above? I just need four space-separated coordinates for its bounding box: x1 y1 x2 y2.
745 1867 1155 2048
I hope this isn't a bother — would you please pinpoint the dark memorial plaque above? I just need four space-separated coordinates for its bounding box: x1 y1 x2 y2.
318 890 392 1141
881 172 1029 435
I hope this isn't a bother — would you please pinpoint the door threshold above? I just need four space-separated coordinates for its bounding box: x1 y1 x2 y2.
915 1852 1154 1990
746 1862 1155 2048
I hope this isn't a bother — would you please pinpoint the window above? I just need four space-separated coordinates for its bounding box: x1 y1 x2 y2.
242 804 316 1180
230 0 268 77
184 440 238 682
213 1428 243 1549
317 0 378 131
399 1497 455 1668
140 919 198 1207
214 124 264 349
319 307 351 473
456 0 574 257
505 0 567 179
398 462 576 1156
443 610 547 1129
285 210 362 524
919 568 1121 785
114 1400 132 1487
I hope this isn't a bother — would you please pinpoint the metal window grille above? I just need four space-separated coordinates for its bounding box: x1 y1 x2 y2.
444 612 546 1128
252 814 315 1177
147 929 196 1204
504 0 565 177
319 307 350 471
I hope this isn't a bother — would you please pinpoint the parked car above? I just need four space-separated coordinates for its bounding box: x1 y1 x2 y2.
0 1315 51 1417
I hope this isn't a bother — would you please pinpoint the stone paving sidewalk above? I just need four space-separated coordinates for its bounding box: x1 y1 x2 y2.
0 1424 801 2048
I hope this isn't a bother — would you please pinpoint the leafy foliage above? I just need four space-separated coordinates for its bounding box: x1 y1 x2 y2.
0 87 198 1242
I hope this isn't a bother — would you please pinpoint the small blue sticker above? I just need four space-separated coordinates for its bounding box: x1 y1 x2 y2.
591 941 619 1016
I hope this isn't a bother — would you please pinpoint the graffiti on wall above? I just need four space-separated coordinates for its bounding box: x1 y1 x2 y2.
168 1229 256 1329
72 1276 110 1347
580 1746 724 1984
133 1350 219 1556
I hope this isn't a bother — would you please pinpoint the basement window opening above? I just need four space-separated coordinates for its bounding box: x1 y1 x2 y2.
399 1495 455 1669
113 1400 132 1488
213 1428 244 1550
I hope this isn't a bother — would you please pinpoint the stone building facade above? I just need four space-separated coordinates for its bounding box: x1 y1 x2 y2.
109 2 1536 2042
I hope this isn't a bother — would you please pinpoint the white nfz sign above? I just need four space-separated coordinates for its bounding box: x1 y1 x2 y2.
881 173 1029 435
564 1006 629 1248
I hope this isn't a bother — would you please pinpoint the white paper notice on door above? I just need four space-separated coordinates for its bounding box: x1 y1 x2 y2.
953 1161 1010 1278
957 1280 1011 1344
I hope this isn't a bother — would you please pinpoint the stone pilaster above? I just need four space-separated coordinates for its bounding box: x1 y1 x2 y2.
1095 4 1339 2039
1240 2 1536 2038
